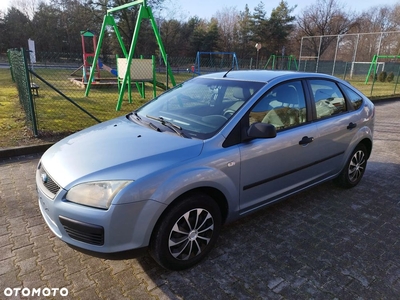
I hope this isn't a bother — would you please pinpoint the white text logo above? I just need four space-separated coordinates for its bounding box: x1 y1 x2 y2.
4 287 69 297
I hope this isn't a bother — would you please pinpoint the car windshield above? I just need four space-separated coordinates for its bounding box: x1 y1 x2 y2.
135 77 264 139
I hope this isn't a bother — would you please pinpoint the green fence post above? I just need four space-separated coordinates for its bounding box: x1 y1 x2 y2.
394 65 400 95
152 55 156 98
22 48 38 136
7 49 15 82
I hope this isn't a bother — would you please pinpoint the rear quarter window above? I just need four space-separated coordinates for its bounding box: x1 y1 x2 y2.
339 84 364 110
309 80 347 119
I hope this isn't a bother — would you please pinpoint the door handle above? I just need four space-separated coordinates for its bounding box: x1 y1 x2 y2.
299 136 314 145
347 122 357 129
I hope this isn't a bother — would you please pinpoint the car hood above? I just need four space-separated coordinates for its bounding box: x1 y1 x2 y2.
40 116 204 189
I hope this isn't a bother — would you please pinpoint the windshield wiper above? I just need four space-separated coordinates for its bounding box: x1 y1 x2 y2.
148 122 161 132
129 111 142 122
129 112 162 133
133 111 141 120
146 115 185 137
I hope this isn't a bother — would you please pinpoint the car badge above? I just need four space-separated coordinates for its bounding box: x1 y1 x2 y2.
41 173 48 184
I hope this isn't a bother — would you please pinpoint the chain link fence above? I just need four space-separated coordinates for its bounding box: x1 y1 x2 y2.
7 47 400 139
8 49 196 138
7 48 38 136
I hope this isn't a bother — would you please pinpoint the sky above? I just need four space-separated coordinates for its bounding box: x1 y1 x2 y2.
1 0 399 18
160 0 400 20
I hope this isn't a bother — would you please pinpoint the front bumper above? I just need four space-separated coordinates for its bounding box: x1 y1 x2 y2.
36 165 166 253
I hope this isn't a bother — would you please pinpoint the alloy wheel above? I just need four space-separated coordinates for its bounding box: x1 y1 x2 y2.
168 208 214 260
348 149 366 183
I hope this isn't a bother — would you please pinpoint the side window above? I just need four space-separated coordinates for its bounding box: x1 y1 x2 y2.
339 84 363 110
310 80 347 119
249 81 307 130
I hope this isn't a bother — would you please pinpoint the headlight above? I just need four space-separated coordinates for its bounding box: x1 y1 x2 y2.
65 181 131 209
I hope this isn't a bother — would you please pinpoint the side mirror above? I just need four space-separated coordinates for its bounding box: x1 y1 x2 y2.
247 122 277 139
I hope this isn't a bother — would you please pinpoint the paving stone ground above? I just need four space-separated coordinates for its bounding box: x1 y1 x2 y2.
1 100 399 299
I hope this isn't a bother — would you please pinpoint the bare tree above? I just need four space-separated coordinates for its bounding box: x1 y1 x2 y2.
296 0 359 58
353 4 400 59
357 4 400 33
390 3 400 30
212 6 239 52
12 0 41 19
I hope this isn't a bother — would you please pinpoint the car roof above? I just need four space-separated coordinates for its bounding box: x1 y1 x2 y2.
199 70 337 83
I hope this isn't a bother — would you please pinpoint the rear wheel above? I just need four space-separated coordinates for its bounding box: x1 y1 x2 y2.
334 144 368 188
149 193 222 270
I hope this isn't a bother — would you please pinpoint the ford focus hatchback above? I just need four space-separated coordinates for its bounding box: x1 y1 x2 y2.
36 70 374 270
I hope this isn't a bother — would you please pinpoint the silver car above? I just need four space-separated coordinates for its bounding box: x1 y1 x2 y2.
36 70 375 270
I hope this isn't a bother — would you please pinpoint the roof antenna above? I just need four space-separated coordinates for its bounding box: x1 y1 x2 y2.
223 67 234 78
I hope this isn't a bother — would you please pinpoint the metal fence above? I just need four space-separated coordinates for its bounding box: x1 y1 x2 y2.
7 47 400 138
7 48 197 138
8 48 38 136
299 31 400 78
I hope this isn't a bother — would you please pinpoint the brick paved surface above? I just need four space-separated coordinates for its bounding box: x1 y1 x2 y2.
1 100 399 299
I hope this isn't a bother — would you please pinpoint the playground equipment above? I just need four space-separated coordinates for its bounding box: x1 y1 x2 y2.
365 54 400 84
193 52 239 75
117 55 156 103
81 31 100 82
74 30 118 83
264 55 298 71
85 0 175 110
98 60 118 77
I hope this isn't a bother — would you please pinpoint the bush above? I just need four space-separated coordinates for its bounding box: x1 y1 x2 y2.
378 71 387 82
387 72 394 82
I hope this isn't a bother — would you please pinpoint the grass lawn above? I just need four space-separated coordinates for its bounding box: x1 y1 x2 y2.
0 67 399 149
0 68 193 148
30 69 193 132
0 69 40 148
345 75 400 99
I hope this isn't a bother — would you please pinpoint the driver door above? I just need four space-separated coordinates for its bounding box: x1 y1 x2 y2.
238 80 327 214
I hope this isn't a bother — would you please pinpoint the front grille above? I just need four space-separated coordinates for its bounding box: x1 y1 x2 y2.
59 216 104 246
38 163 61 197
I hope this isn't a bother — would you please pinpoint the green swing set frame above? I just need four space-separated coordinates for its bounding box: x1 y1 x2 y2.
365 54 400 84
84 0 176 111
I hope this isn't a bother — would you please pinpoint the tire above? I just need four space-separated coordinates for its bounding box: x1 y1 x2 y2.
149 193 222 270
334 143 368 189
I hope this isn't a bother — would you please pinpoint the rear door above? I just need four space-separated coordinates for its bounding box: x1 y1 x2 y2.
308 79 359 174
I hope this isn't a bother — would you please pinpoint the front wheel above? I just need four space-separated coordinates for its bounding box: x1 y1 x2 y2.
149 194 222 270
334 144 368 188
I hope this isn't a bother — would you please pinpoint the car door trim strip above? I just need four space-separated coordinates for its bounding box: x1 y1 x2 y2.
243 151 344 191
